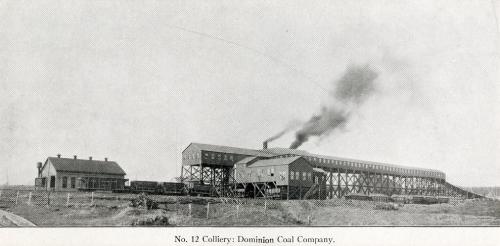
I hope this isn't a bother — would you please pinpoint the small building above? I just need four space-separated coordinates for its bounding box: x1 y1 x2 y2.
35 154 127 191
233 156 324 199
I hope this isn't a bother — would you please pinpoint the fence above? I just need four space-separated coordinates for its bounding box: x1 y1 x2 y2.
0 189 96 207
0 188 495 226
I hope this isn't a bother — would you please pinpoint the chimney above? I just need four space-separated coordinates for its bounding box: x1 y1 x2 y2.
37 162 43 177
57 154 61 158
89 156 92 160
104 157 108 162
74 155 77 160
263 141 268 149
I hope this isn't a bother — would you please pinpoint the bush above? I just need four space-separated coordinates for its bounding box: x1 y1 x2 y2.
131 214 169 226
129 193 159 210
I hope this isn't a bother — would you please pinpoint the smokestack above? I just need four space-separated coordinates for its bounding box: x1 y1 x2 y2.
37 162 43 177
263 141 268 149
57 154 61 158
74 155 77 159
89 156 92 160
104 157 108 162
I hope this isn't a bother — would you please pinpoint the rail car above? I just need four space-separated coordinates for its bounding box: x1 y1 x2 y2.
120 181 187 195
115 180 218 196
185 182 215 196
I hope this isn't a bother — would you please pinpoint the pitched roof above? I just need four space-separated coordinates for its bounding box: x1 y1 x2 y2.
259 147 443 174
260 147 310 156
248 156 305 167
235 156 258 165
185 143 274 157
46 157 126 175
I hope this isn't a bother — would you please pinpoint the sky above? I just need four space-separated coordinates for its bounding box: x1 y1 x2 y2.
0 0 498 186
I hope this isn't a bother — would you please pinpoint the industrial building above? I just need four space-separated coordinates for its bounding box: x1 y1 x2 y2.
35 154 127 191
181 142 480 199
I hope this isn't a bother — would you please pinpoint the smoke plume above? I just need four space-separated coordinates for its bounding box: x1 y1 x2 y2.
265 120 302 144
289 64 378 149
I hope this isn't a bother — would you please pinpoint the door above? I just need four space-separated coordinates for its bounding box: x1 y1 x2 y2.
50 176 56 189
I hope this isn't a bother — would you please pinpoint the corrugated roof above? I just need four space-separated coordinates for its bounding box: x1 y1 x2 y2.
248 156 304 167
186 143 274 157
47 157 126 175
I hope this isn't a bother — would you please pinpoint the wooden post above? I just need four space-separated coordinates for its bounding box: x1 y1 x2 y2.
307 215 311 225
206 202 210 219
66 193 70 207
28 192 32 205
91 192 94 205
188 203 192 217
264 200 267 210
236 204 239 218
15 191 19 205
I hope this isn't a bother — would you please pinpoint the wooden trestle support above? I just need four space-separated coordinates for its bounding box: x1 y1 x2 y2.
181 164 235 197
321 169 482 199
181 165 481 199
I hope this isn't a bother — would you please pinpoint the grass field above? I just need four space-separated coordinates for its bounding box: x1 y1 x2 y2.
4 196 499 226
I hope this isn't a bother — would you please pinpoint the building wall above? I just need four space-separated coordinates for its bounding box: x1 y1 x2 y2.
54 171 126 191
301 155 445 180
37 160 126 191
37 162 57 190
181 145 263 167
234 164 289 185
234 158 315 187
288 159 314 187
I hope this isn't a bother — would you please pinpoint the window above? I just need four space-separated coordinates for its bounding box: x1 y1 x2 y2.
296 171 300 180
302 172 307 181
71 177 76 188
211 153 215 159
62 176 68 188
307 173 312 181
290 171 295 180
270 168 275 176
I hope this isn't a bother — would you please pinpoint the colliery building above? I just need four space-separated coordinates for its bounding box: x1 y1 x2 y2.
35 154 127 192
182 142 478 199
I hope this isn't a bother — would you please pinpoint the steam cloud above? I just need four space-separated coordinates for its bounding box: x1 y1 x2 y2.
288 64 378 149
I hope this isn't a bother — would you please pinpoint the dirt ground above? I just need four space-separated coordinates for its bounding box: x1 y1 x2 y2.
5 198 500 226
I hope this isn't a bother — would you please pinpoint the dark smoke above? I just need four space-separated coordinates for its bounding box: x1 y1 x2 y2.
264 120 302 144
334 65 377 104
289 64 378 149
